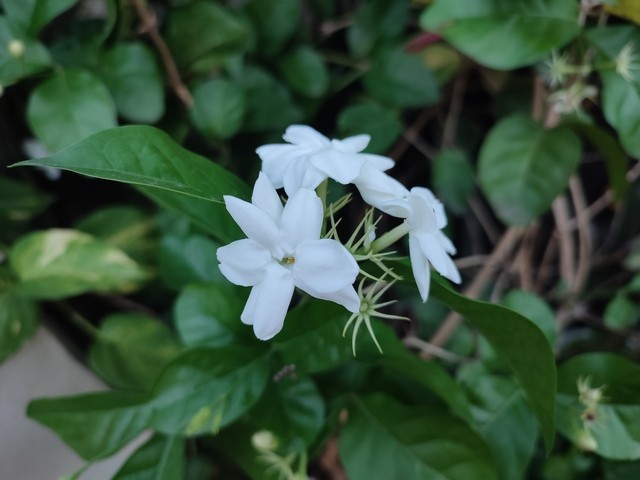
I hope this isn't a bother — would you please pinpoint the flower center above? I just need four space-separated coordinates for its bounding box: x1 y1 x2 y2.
280 256 296 266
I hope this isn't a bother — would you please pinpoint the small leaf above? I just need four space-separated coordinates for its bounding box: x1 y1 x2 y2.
0 16 51 86
9 229 148 300
363 47 439 108
0 270 39 363
2 0 78 35
0 175 51 228
113 434 184 480
478 114 581 225
190 78 246 139
421 0 580 70
604 293 640 331
27 68 117 153
277 45 329 98
347 0 410 57
433 149 475 214
601 70 640 160
340 394 498 480
101 42 165 124
245 0 300 57
337 103 403 154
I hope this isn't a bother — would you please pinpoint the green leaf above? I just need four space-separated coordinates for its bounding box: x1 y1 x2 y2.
337 103 403 154
174 282 252 347
250 378 325 448
604 293 640 331
502 289 557 345
26 68 117 152
557 353 640 460
9 229 148 300
347 0 410 57
190 78 246 139
601 70 640 159
277 45 329 98
238 66 303 133
460 369 538 480
89 313 182 391
0 175 51 227
429 274 557 453
478 114 581 225
0 273 39 363
27 391 152 460
1 0 78 35
113 434 184 480
363 47 439 108
159 233 224 290
587 26 640 88
166 1 248 68
0 16 50 86
13 125 250 203
100 42 165 124
340 394 498 480
433 149 475 214
149 346 270 435
421 0 580 70
604 460 640 480
245 0 300 57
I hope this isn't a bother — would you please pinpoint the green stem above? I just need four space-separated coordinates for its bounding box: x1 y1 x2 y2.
316 179 328 235
370 221 411 253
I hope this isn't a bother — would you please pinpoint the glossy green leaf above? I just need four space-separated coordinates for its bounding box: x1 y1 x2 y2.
460 369 538 480
27 68 117 153
2 0 78 34
478 114 581 225
421 0 580 70
340 394 498 480
0 16 50 86
0 272 39 363
13 125 250 203
277 46 329 98
90 313 182 391
113 434 184 480
166 1 248 67
245 0 300 57
347 0 410 57
433 149 475 214
363 47 439 108
337 103 403 154
587 26 640 88
101 42 165 124
250 378 325 447
601 70 640 159
604 293 640 331
190 78 246 139
502 289 557 345
28 391 152 460
174 282 252 347
159 233 224 290
429 274 557 452
238 66 303 133
9 229 148 300
557 353 640 460
150 346 270 435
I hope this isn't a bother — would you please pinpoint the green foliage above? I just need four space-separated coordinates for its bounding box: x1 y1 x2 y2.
0 269 39 363
190 78 246 139
113 434 185 480
337 103 403 154
433 149 475 214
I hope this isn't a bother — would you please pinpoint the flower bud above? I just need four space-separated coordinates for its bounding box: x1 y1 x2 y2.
251 430 279 452
8 39 25 58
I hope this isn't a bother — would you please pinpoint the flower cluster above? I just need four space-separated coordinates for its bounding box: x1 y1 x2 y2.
217 125 460 342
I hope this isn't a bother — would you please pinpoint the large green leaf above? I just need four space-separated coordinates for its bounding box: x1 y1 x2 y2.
340 394 498 480
601 70 640 159
113 434 184 480
0 270 39 363
26 68 117 152
587 26 640 89
190 78 246 139
89 313 182 391
13 125 250 202
0 16 50 86
27 391 152 461
429 274 557 453
556 353 640 460
100 42 165 124
9 229 148 300
159 233 225 290
502 289 557 345
478 114 581 225
421 0 580 70
1 0 78 34
245 0 300 57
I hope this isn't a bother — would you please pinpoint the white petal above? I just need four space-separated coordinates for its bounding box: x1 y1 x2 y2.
409 234 431 302
241 264 294 340
354 164 409 214
217 239 271 286
224 196 282 257
283 125 329 147
282 156 326 195
410 187 447 229
280 188 323 248
418 233 460 284
256 144 297 189
406 190 438 231
298 283 360 313
436 230 457 255
294 239 358 293
362 153 395 171
252 172 283 223
309 148 366 185
332 134 370 153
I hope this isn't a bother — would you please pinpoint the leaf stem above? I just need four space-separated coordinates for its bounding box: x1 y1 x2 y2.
370 222 411 253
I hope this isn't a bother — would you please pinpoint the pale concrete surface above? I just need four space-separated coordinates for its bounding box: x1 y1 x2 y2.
0 327 149 480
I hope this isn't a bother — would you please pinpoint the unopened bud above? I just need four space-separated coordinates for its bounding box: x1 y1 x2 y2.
8 39 25 58
251 430 279 452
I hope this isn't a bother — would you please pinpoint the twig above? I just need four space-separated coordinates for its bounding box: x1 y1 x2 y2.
389 109 436 161
514 225 537 292
569 176 592 295
427 227 524 352
454 254 489 270
535 234 558 292
131 0 194 108
441 68 468 148
552 195 576 289
404 336 470 363
468 197 501 244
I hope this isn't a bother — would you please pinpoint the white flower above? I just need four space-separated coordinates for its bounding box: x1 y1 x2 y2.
256 125 395 195
353 164 409 216
384 187 460 302
217 173 360 340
